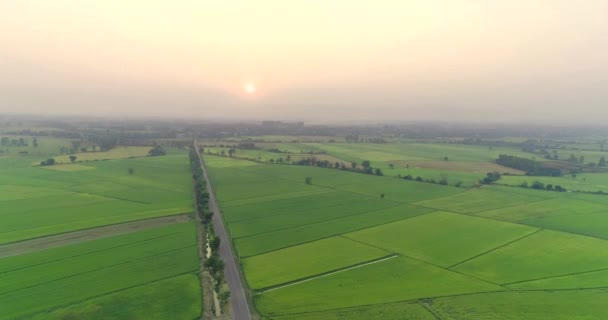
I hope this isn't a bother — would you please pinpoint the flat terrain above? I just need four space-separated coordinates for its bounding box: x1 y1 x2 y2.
0 144 202 319
204 150 608 319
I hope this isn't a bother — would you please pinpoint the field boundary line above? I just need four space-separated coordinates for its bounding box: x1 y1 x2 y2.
0 245 197 296
272 285 608 318
255 254 399 294
233 202 401 241
390 250 508 290
0 215 191 259
447 228 543 269
237 206 433 258
418 300 445 320
413 195 552 215
226 195 368 223
224 160 424 205
0 211 193 247
511 286 608 292
0 232 184 274
338 235 396 254
501 266 608 287
222 188 330 207
18 271 198 320
446 206 608 243
342 233 510 290
221 187 336 208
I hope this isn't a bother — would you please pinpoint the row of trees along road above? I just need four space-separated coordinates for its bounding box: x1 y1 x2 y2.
189 148 230 312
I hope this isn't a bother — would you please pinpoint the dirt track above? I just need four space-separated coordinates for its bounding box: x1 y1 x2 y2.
0 214 190 258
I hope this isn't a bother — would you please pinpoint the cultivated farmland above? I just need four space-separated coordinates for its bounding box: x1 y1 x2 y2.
0 145 202 319
203 146 608 319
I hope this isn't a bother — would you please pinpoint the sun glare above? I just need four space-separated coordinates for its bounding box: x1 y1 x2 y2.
244 83 256 94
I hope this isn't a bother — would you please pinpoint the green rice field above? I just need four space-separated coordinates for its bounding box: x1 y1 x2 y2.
0 146 201 319
204 149 608 319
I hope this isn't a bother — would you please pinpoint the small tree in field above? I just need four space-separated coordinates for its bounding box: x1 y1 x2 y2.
305 177 312 185
69 155 77 163
128 168 134 175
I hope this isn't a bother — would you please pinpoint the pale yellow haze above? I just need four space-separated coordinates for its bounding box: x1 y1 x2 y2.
1 1 607 122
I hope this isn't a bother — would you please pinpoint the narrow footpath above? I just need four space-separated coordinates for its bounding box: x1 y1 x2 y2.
195 141 253 320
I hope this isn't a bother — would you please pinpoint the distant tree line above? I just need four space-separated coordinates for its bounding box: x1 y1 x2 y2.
1 137 29 147
496 154 562 176
190 148 212 224
345 134 386 143
518 180 567 192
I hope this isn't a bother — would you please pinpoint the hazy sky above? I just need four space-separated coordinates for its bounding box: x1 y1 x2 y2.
1 1 607 123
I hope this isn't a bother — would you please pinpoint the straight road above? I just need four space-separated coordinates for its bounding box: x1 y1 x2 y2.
195 142 252 320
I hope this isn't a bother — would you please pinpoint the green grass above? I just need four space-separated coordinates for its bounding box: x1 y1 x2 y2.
506 269 608 290
206 156 465 204
430 290 608 320
46 146 152 164
304 142 537 163
255 256 502 315
222 191 364 222
453 229 608 284
243 236 390 290
0 136 75 156
0 222 199 319
271 301 436 320
521 212 608 239
413 188 546 213
202 143 608 318
472 197 607 222
344 211 537 267
229 196 395 238
500 173 608 193
25 274 201 320
234 204 433 257
0 153 192 243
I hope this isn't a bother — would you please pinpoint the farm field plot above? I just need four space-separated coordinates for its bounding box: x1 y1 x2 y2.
272 301 436 320
304 142 537 163
413 188 547 213
26 274 201 320
472 196 607 222
204 147 608 318
243 236 391 290
0 136 75 156
234 204 432 257
521 212 608 239
344 211 536 267
500 173 608 193
0 153 192 243
228 196 395 238
49 146 152 164
255 256 502 315
429 290 608 320
506 268 608 290
0 222 200 320
222 191 364 222
389 160 524 174
453 229 608 285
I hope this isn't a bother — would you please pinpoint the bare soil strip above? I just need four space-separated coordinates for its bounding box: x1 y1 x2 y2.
0 214 191 258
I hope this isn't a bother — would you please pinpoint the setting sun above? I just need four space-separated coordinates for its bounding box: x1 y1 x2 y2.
244 83 256 94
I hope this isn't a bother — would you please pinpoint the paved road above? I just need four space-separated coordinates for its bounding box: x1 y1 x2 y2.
195 142 252 320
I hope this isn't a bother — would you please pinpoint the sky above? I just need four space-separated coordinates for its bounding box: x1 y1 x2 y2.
1 1 607 123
